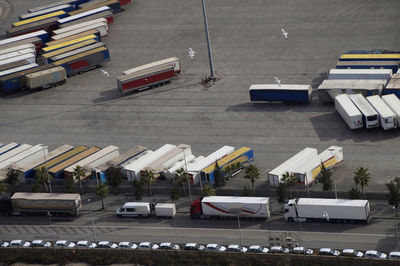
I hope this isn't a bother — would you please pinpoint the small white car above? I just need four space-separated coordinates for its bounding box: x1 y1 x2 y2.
291 246 313 255
364 250 387 259
96 241 118 249
159 242 180 250
270 246 290 254
77 241 97 248
9 240 31 247
118 242 138 249
342 248 363 257
247 245 269 253
388 251 400 260
227 245 248 253
319 248 340 256
205 244 226 252
184 243 205 251
0 241 9 248
55 240 76 248
138 242 159 250
31 240 51 248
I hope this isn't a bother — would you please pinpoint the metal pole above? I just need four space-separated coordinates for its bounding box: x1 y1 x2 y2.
334 171 337 199
89 217 97 241
298 220 303 246
183 149 192 202
198 171 203 190
201 0 216 80
237 214 243 246
394 206 398 236
306 176 310 197
43 146 52 193
173 216 179 244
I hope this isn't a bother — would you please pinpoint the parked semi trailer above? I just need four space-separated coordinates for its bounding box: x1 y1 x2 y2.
328 69 392 82
335 94 363 129
349 94 379 129
249 84 312 103
0 192 82 216
190 196 271 219
366 95 397 130
26 66 67 89
382 94 400 125
284 198 371 223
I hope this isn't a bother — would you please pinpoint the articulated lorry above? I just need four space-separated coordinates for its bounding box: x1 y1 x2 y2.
284 198 371 223
190 196 271 219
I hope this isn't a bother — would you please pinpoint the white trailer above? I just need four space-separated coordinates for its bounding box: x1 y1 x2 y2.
1 144 47 170
155 203 176 218
95 146 147 173
124 144 176 181
0 48 36 62
268 148 318 187
0 143 20 156
0 43 36 56
328 69 392 82
0 144 32 163
0 53 36 67
0 63 38 78
349 94 379 129
165 154 197 179
52 22 108 39
190 196 271 219
284 198 371 223
122 57 181 75
366 95 397 130
334 94 363 129
382 94 400 125
187 146 235 183
52 18 108 35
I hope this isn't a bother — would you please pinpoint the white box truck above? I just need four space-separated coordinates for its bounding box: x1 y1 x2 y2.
190 196 271 219
155 203 176 218
366 95 397 130
382 94 400 125
284 198 371 223
335 94 363 129
116 202 176 218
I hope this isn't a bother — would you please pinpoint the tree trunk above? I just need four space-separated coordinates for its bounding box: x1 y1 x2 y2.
182 183 186 196
252 180 255 193
79 178 83 194
101 198 104 210
148 183 152 196
43 180 48 192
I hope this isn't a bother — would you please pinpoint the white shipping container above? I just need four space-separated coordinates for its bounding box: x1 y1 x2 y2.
53 18 108 35
0 143 19 155
155 203 176 218
0 44 36 56
165 154 196 179
0 53 36 67
52 22 108 40
57 6 111 24
0 144 32 164
20 4 72 20
123 150 154 181
0 63 38 78
334 94 363 129
123 57 181 75
144 144 191 174
382 94 400 125
8 144 48 169
328 69 393 81
49 42 105 61
26 66 67 89
0 30 47 47
366 95 397 130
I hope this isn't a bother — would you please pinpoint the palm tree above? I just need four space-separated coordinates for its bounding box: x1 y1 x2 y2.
244 164 260 193
316 163 333 193
354 167 371 199
72 165 86 194
35 166 51 192
174 168 187 196
282 172 297 199
0 181 6 195
142 169 156 196
95 183 108 210
201 185 216 197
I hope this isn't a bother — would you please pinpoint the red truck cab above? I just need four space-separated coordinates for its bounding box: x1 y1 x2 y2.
190 198 203 219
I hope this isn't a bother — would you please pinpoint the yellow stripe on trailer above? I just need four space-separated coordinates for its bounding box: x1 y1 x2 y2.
42 34 97 52
340 54 400 60
42 39 98 59
35 145 89 170
13 11 66 27
54 46 107 65
202 147 252 174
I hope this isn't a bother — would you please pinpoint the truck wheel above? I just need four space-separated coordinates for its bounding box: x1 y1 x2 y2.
288 217 294 222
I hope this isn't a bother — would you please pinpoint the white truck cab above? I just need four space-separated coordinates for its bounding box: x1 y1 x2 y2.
284 199 305 222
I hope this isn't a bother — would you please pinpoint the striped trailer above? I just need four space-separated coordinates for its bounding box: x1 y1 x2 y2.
42 34 100 53
0 60 30 72
12 11 68 27
0 144 32 164
58 6 111 25
28 0 89 12
0 30 48 47
52 22 107 40
340 54 400 61
0 43 36 56
79 0 130 7
19 4 74 21
0 37 43 52
72 0 121 14
45 29 100 47
59 10 113 27
26 66 67 89
123 57 181 75
337 61 400 72
0 64 57 93
117 65 175 93
49 42 106 62
0 54 36 67
0 63 39 78
53 18 108 35
7 17 60 38
53 46 110 76
0 48 36 62
40 39 98 64
0 143 20 156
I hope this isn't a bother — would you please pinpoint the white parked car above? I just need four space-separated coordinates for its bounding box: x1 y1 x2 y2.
96 241 118 249
184 243 205 251
388 251 400 260
0 241 9 248
138 242 159 250
205 244 226 252
364 250 387 259
270 246 290 254
9 240 31 247
227 245 248 253
247 245 269 253
31 240 51 248
118 242 138 249
342 249 363 257
319 248 340 256
291 246 313 255
55 240 76 248
77 241 97 248
159 242 180 250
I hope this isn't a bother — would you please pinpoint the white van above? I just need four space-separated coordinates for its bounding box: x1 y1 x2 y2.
116 202 152 217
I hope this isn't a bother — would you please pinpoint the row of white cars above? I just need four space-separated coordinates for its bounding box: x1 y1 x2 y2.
1 239 400 260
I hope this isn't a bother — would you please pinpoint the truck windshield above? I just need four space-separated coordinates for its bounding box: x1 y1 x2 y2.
367 115 377 121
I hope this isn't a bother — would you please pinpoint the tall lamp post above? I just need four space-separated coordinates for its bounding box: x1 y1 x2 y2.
42 146 52 193
182 148 192 202
393 206 398 236
229 205 243 246
201 0 216 80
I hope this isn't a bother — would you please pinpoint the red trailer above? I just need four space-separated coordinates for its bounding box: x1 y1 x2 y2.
117 65 175 93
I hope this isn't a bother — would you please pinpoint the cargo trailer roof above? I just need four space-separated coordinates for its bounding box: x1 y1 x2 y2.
340 54 400 60
50 42 105 61
8 17 59 34
0 43 36 56
0 144 32 163
53 18 107 34
122 150 155 172
335 94 362 117
58 6 110 24
297 198 368 207
382 94 400 117
68 0 118 15
268 147 318 176
249 84 311 91
45 30 99 46
118 64 174 81
145 144 190 173
203 196 270 204
13 11 66 27
42 39 98 58
349 94 378 117
202 147 251 174
187 145 235 172
318 79 387 90
12 192 80 200
20 4 72 20
0 63 38 77
96 146 147 171
0 32 44 48
122 57 179 75
366 95 396 118
28 0 81 13
337 61 400 66
0 144 45 169
0 143 19 155
60 10 112 28
122 202 150 207
329 69 393 75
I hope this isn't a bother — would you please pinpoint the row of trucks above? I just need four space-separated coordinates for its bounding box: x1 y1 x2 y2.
0 193 371 224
